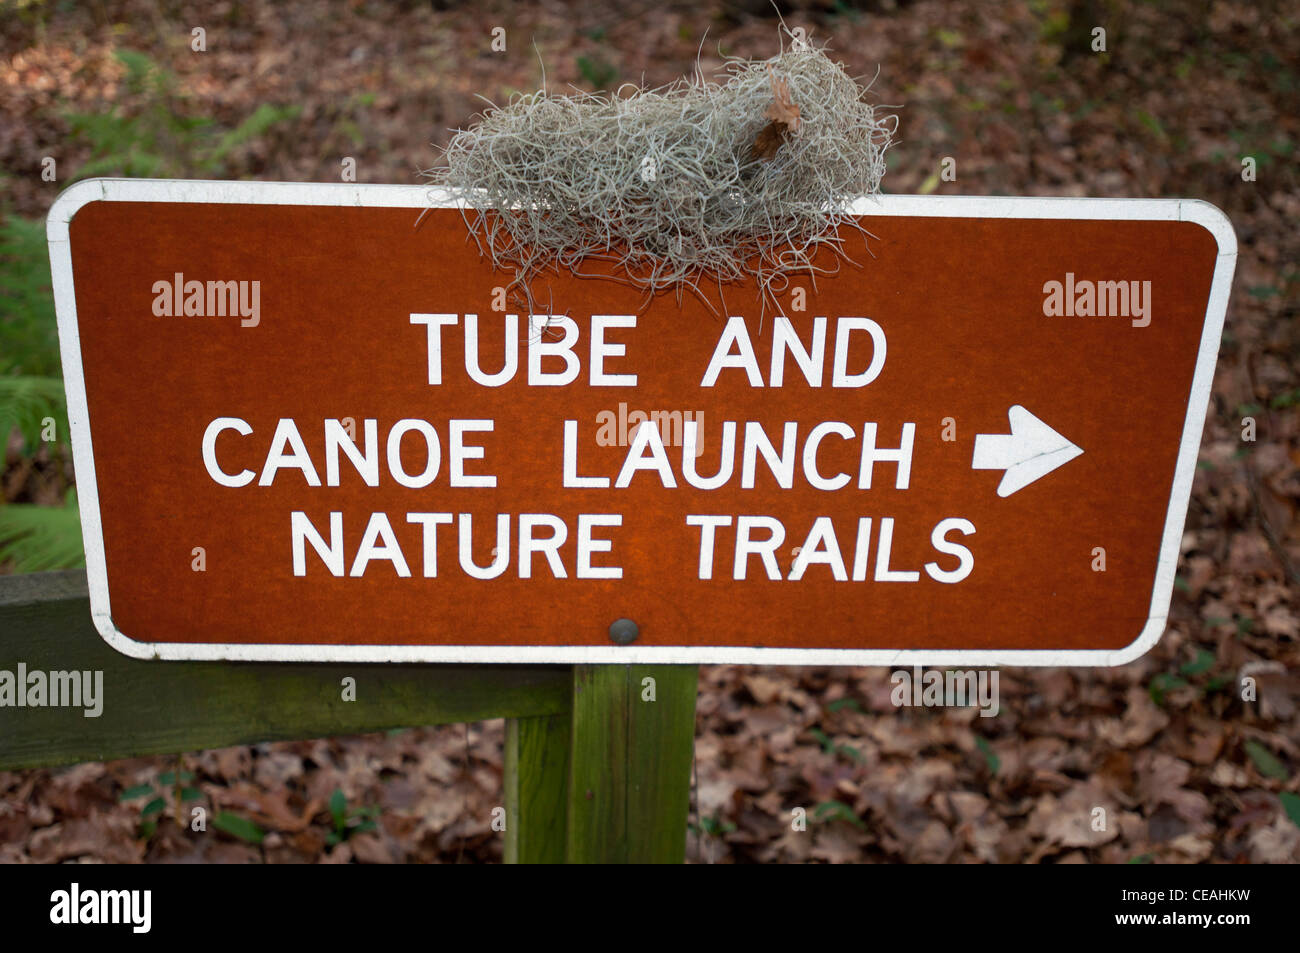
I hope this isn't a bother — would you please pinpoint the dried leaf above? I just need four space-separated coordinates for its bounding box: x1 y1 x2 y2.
748 65 801 162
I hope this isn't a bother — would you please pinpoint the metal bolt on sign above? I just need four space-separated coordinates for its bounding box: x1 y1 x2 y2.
609 618 640 645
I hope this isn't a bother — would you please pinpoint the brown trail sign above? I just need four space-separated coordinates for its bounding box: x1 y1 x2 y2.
47 180 1235 666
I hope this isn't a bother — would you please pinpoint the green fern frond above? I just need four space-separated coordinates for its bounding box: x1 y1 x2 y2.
0 212 60 377
0 375 69 452
0 489 85 572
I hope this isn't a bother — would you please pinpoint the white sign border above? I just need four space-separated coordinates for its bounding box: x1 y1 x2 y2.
47 178 1236 666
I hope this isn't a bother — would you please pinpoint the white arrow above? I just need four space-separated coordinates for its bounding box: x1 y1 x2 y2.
972 405 1083 498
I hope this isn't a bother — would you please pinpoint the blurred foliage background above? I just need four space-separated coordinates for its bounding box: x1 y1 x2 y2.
0 0 1297 865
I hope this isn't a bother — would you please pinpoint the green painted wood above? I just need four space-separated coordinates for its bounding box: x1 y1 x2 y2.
0 570 571 771
565 664 697 864
566 664 630 862
503 712 570 863
627 663 698 863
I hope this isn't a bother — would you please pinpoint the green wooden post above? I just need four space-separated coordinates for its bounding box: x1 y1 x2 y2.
503 664 699 864
623 663 699 862
564 663 698 864
503 712 571 863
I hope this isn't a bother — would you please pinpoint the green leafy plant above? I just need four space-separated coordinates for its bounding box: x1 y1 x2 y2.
975 735 1001 775
0 375 67 453
0 209 69 455
809 727 865 764
575 54 617 91
0 213 60 378
813 799 867 830
825 697 864 714
326 788 379 845
1244 739 1289 781
0 219 78 570
689 811 737 837
1148 648 1229 705
65 49 300 181
0 208 78 572
1147 672 1188 706
211 811 265 844
0 488 83 571
1280 792 1300 829
1271 388 1300 409
119 765 202 839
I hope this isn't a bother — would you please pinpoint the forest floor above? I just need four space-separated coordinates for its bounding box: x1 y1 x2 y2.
0 0 1297 862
